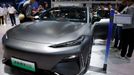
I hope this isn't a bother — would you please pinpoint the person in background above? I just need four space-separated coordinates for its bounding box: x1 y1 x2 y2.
43 1 48 11
107 3 113 10
31 0 39 16
99 4 105 10
0 5 4 25
18 0 28 13
113 0 128 50
32 0 38 10
97 4 105 18
111 4 121 49
120 0 134 60
118 0 128 12
20 0 36 23
36 4 44 15
32 4 44 16
3 4 8 25
8 4 17 26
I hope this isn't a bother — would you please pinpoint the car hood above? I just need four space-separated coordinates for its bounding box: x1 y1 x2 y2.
7 21 86 44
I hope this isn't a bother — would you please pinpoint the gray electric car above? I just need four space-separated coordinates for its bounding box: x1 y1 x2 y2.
2 6 93 75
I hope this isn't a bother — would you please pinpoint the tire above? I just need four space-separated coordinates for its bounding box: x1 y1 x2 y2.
78 53 91 75
83 54 90 74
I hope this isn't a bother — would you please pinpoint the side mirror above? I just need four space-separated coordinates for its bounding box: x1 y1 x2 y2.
92 16 101 24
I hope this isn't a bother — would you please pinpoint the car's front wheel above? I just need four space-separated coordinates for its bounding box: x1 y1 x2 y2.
78 53 91 75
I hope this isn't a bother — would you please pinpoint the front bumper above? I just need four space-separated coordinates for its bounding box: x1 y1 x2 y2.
4 58 80 75
3 46 81 75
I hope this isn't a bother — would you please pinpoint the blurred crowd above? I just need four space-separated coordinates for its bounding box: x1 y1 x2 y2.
114 0 134 60
18 0 49 23
0 3 10 25
0 0 49 26
91 0 134 61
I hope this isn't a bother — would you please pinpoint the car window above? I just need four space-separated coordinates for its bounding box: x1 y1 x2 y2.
41 7 87 23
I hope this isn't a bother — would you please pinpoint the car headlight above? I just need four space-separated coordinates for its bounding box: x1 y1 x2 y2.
50 36 84 48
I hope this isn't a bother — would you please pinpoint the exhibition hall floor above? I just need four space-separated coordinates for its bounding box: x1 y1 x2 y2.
0 18 134 75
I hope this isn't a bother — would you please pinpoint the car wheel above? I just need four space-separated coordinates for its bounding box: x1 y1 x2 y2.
83 53 90 74
78 53 91 75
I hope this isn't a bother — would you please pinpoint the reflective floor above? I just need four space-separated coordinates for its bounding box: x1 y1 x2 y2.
0 17 134 75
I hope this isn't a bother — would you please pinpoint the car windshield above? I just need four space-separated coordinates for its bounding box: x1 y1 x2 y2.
40 7 87 22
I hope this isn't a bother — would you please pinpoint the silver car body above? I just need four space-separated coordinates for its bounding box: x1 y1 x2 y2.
2 6 93 75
